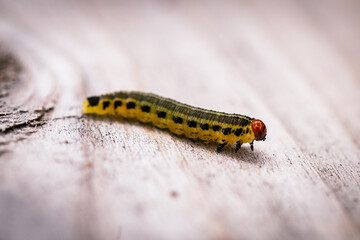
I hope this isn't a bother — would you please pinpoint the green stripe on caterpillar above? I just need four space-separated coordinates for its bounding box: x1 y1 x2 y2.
83 91 267 152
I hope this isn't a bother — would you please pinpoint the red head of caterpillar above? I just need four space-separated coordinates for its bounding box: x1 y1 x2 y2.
251 119 267 141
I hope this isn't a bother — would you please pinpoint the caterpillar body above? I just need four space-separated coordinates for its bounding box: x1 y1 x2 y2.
83 91 267 152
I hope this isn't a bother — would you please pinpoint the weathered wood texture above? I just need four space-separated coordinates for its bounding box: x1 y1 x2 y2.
1 0 360 239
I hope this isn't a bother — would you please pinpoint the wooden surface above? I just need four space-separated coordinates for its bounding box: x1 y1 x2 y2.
1 0 360 239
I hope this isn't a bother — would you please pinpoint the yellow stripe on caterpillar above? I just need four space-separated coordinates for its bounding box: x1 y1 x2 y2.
83 91 267 152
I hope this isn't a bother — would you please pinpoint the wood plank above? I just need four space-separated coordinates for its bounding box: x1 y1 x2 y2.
1 0 359 239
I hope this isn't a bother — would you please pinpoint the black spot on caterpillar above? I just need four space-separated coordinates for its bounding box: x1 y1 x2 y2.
141 105 151 113
187 120 197 128
173 117 183 124
83 91 267 152
157 111 167 119
200 123 209 130
222 128 232 135
126 102 136 109
212 125 221 132
114 100 122 109
88 96 100 106
102 101 110 110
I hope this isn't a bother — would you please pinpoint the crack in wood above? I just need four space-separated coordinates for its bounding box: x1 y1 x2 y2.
0 107 53 134
50 115 85 121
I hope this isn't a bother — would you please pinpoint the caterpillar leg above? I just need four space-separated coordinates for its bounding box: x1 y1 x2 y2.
235 141 242 152
217 141 228 152
250 141 254 151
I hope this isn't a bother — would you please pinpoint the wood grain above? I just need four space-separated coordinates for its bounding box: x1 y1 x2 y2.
1 0 359 239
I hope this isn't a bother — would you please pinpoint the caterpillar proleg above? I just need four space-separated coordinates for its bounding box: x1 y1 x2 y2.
83 91 267 152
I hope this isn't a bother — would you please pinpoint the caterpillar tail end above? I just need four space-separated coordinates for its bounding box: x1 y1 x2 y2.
83 96 100 114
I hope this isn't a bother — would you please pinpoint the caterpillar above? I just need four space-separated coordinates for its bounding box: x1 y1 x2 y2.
83 91 267 152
